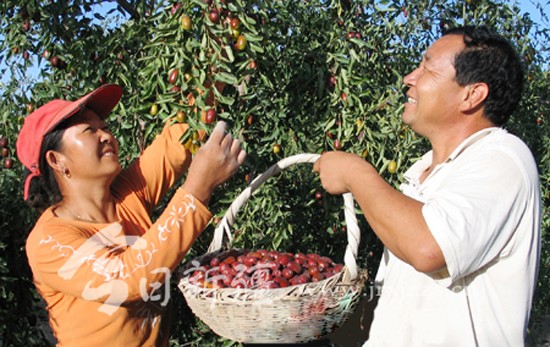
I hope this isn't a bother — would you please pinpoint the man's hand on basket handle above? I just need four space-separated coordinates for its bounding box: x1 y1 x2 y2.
182 121 247 205
313 151 370 195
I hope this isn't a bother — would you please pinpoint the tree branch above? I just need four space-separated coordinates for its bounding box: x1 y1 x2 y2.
113 0 140 19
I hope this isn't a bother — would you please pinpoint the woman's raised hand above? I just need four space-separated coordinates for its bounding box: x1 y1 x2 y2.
182 121 246 204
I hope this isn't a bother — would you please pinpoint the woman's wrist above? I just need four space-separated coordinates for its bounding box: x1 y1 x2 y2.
180 180 212 206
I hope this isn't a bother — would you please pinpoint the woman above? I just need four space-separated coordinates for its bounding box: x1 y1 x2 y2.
15 84 246 346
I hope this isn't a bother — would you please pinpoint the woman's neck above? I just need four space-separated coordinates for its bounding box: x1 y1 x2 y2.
56 192 117 223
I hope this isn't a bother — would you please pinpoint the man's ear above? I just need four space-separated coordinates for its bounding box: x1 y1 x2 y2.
460 82 489 113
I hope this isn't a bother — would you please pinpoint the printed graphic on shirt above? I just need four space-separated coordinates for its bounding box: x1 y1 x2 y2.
38 193 197 320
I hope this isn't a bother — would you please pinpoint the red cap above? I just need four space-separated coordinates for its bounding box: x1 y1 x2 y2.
16 84 123 201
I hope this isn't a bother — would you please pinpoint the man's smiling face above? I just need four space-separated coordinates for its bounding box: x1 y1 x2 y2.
401 34 468 138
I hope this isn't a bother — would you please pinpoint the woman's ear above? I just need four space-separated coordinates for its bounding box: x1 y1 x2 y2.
45 150 67 178
460 82 489 113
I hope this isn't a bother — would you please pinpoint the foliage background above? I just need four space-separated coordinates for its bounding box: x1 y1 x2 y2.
0 0 548 346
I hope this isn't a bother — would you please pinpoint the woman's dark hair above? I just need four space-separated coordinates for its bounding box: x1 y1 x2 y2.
23 120 71 211
443 26 524 126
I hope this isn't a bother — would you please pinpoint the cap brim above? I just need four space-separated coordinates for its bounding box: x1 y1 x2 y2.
48 84 123 131
80 83 123 119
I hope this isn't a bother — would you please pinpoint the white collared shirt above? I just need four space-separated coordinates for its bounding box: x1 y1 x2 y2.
365 128 541 347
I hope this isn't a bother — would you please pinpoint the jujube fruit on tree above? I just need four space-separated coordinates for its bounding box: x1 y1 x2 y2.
201 109 217 124
388 160 397 173
181 15 191 30
176 110 186 123
340 92 348 103
205 109 216 124
171 3 182 16
328 75 337 88
169 69 179 84
235 35 247 51
230 17 240 30
209 10 220 24
4 158 13 169
50 56 59 67
149 103 159 116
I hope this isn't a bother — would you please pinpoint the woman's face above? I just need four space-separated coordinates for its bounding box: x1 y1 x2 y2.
57 108 121 183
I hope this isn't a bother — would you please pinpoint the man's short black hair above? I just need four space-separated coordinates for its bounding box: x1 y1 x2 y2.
443 26 524 126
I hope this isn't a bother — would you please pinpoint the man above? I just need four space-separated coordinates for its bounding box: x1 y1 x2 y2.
314 26 541 346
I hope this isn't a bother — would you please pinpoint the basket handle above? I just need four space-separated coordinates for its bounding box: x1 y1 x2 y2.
208 153 361 281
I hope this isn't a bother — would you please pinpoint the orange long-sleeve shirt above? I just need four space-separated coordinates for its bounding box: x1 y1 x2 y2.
26 120 212 347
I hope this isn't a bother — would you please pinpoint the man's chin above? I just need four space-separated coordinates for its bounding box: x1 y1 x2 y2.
401 112 413 126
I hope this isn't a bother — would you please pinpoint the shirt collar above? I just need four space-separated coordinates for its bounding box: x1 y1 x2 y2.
446 127 503 162
403 127 504 183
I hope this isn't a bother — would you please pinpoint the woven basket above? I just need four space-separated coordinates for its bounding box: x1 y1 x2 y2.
178 153 367 344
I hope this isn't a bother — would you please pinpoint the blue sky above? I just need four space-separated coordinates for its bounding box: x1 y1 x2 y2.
521 0 547 25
